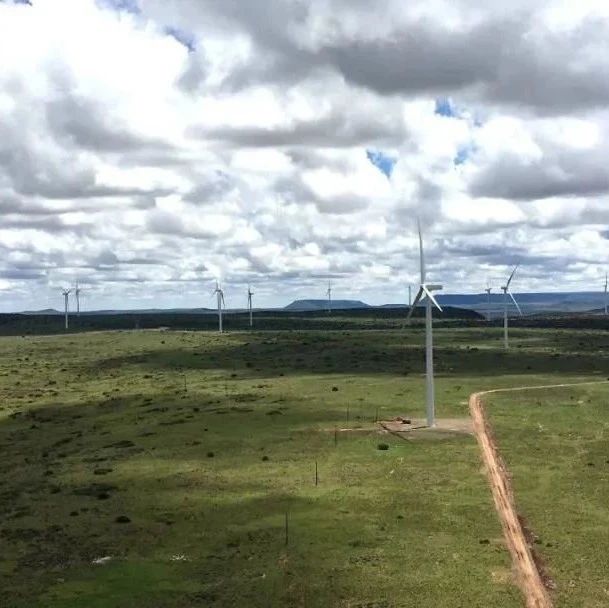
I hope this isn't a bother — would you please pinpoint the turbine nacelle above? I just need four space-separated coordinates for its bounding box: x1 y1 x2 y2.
407 283 443 320
213 283 225 307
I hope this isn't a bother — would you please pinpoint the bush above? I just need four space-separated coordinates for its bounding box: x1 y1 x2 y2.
377 443 389 451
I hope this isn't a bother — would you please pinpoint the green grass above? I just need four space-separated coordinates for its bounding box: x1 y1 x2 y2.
486 383 609 608
1 326 609 606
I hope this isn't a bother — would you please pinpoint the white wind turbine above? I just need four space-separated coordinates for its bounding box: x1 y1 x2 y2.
326 281 332 314
74 281 82 316
61 288 72 330
407 219 443 428
213 281 225 333
484 283 492 322
501 266 522 349
604 273 608 316
247 284 254 327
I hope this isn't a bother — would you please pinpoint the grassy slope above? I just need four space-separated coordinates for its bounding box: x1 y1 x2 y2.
3 325 607 607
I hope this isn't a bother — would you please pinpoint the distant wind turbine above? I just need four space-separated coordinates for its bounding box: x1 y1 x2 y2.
74 282 82 316
407 220 443 428
484 284 492 322
213 281 225 333
247 285 254 327
604 273 608 316
501 266 522 349
326 281 332 314
61 288 72 330
408 285 412 307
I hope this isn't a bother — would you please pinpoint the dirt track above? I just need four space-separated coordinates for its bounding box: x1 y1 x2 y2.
470 391 553 608
470 380 609 607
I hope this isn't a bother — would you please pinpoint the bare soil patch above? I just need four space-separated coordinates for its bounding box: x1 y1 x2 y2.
379 416 473 440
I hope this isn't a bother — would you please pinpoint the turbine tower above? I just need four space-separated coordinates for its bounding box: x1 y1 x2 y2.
326 281 332 314
501 266 522 349
604 273 608 316
74 282 82 316
61 288 72 330
484 285 492 322
247 285 254 327
408 285 412 307
407 220 443 428
213 281 225 333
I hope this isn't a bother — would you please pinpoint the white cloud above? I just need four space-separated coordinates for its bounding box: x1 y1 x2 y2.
1 0 609 311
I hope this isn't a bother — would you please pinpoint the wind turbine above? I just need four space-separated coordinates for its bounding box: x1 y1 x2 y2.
604 273 608 316
407 220 443 428
247 285 254 327
213 281 225 333
61 288 72 330
408 285 412 307
501 266 522 349
326 281 332 314
484 284 492 322
74 282 82 316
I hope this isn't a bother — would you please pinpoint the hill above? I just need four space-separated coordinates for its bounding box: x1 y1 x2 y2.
284 299 370 311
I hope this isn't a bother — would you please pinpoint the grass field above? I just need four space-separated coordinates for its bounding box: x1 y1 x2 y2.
487 382 609 608
1 325 609 606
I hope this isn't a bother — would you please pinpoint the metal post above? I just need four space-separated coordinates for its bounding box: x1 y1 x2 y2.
218 294 223 333
504 292 509 349
487 291 491 322
425 296 435 427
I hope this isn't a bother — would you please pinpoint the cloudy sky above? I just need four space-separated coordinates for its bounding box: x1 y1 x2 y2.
1 0 609 311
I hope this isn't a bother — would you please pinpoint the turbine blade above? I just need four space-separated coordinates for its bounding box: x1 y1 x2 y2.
508 291 522 316
506 265 519 289
422 285 443 312
406 288 425 320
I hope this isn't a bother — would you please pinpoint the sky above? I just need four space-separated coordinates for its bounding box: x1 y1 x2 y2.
2 0 609 311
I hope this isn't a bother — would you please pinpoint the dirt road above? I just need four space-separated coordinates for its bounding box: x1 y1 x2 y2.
470 380 609 607
470 390 553 608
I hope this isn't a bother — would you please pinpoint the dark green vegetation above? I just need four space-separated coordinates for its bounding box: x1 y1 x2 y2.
1 323 609 607
0 307 482 336
0 306 481 336
4 307 609 338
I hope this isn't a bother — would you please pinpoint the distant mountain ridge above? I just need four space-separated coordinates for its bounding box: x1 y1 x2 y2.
283 299 369 311
18 291 609 316
436 291 609 315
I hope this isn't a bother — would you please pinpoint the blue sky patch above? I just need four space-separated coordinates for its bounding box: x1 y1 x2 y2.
454 143 475 166
366 149 396 179
434 98 457 118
